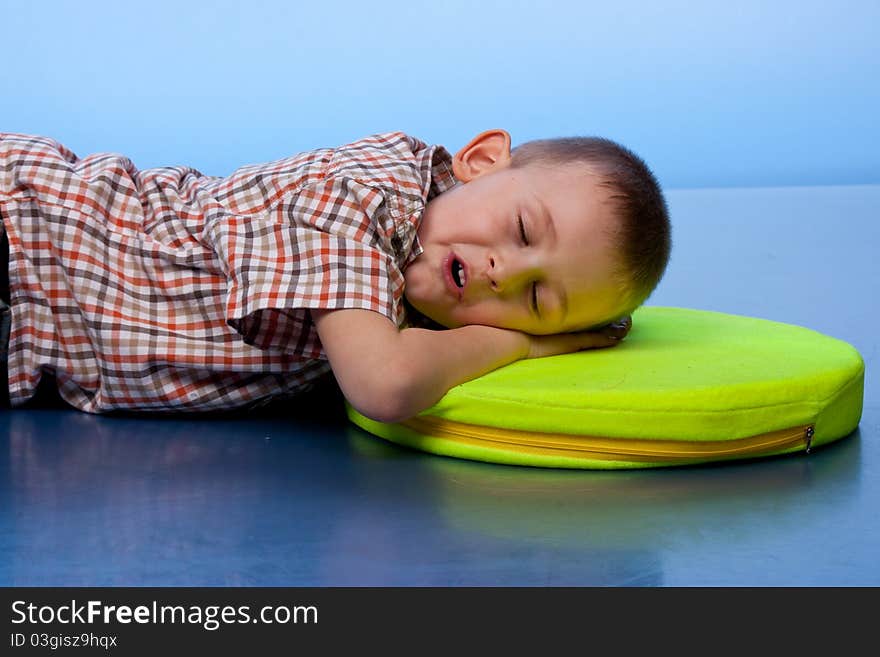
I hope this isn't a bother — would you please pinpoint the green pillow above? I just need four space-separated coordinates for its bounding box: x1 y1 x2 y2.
346 307 865 469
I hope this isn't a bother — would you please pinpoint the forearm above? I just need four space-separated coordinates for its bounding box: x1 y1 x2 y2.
390 324 529 418
312 308 528 422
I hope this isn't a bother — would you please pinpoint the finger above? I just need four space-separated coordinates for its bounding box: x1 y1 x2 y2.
594 335 624 349
600 327 625 340
579 331 624 350
617 315 633 333
605 314 632 336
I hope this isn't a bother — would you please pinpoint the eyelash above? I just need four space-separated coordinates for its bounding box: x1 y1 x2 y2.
517 215 529 245
517 215 540 316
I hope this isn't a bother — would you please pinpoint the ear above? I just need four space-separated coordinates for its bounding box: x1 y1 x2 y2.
452 129 512 182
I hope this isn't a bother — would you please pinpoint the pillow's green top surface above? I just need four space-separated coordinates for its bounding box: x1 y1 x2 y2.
346 307 865 469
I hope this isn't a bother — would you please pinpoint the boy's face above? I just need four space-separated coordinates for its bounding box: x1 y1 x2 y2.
404 130 625 335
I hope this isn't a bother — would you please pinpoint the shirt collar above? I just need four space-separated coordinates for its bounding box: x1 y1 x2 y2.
410 137 457 202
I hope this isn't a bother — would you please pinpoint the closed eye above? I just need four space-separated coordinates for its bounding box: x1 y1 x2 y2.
517 215 529 245
518 216 539 316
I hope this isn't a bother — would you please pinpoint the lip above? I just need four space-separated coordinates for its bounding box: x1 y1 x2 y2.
442 252 466 300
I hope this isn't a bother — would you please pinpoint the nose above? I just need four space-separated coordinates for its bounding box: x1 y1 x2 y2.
486 253 534 293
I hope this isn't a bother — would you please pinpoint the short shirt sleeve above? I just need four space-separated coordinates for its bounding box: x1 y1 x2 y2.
214 176 412 359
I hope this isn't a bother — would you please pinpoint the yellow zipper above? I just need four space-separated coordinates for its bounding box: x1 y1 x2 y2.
399 416 815 465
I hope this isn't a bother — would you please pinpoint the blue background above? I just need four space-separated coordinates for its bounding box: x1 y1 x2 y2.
1 0 877 189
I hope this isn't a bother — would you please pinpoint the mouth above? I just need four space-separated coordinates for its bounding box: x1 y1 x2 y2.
442 253 467 299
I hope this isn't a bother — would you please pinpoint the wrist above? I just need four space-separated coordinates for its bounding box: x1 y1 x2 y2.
509 328 532 360
465 324 531 360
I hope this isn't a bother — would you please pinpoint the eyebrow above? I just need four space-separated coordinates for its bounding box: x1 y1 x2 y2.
535 196 568 325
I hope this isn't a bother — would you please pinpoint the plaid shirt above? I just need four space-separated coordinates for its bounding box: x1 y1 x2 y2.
0 132 456 412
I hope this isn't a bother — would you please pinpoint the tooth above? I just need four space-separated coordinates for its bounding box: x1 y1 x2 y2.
452 261 463 287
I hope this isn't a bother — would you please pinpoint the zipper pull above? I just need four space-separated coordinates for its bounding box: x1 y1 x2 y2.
804 426 815 454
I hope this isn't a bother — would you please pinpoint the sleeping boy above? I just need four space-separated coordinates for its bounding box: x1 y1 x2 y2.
0 129 670 420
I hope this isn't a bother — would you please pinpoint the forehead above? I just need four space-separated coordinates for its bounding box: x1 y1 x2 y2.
518 159 611 203
517 161 620 256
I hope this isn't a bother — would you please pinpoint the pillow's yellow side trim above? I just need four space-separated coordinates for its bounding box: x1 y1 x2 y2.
347 404 815 469
400 416 814 462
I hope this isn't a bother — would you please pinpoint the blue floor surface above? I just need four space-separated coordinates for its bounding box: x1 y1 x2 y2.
1 184 877 586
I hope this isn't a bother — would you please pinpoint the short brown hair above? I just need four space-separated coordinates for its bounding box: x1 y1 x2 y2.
510 137 672 326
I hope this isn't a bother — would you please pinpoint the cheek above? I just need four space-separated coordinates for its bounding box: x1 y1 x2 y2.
459 299 529 330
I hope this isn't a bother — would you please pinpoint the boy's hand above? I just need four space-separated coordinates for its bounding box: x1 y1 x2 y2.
525 315 632 359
